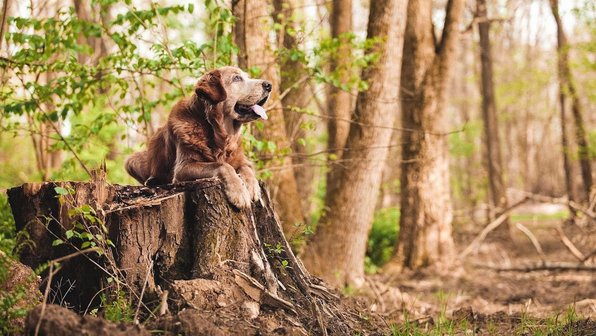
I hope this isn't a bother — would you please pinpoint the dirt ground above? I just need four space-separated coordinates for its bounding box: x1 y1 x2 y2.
361 205 595 334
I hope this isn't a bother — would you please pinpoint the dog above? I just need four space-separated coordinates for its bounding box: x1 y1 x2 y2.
125 66 271 208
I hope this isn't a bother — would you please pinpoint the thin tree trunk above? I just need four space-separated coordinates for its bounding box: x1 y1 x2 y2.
233 0 305 234
477 0 509 235
0 0 8 52
391 0 464 270
549 0 592 202
272 0 316 220
325 0 353 202
303 0 408 287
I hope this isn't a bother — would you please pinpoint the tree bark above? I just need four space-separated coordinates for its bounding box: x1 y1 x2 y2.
0 0 8 52
549 0 593 203
476 0 510 235
325 0 354 204
303 0 408 287
232 0 306 235
8 178 368 335
391 0 464 270
272 0 317 221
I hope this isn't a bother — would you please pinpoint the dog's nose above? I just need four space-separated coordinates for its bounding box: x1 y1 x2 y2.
262 81 272 92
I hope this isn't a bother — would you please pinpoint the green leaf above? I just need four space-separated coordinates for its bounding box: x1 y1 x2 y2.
65 230 74 239
52 239 64 246
54 187 69 195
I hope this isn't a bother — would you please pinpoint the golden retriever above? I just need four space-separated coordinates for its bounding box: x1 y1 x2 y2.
125 66 271 208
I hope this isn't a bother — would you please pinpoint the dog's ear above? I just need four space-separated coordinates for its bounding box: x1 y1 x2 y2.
195 70 227 104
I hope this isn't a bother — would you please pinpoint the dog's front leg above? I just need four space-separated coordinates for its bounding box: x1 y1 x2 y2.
237 164 261 202
174 161 252 209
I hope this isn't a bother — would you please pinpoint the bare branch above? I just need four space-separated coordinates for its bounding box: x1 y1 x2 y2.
459 197 530 259
516 222 545 261
555 227 586 262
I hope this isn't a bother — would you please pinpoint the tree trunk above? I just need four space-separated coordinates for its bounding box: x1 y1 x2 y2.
325 0 354 204
272 0 317 222
391 0 464 270
8 177 371 335
477 0 509 236
232 0 306 235
549 0 593 203
303 0 408 287
0 0 8 52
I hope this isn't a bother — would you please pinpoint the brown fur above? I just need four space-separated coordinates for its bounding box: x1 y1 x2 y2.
125 67 271 208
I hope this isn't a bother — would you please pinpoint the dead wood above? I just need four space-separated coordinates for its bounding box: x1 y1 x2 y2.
7 178 372 335
515 222 545 261
459 197 530 258
555 227 586 262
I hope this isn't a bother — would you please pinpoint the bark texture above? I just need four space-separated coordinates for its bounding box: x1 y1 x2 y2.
549 0 593 203
233 0 306 234
392 0 464 270
477 0 509 234
303 0 408 287
273 0 317 220
325 0 354 203
8 178 370 335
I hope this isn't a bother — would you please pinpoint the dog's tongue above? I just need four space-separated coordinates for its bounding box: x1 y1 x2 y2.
251 105 268 120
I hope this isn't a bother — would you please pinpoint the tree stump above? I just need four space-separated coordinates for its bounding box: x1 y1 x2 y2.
8 177 374 335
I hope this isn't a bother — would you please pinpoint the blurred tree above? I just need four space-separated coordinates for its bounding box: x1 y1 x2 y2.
232 0 306 233
549 0 593 204
476 0 509 235
325 0 353 205
303 0 407 287
391 0 464 270
0 0 8 52
273 0 316 220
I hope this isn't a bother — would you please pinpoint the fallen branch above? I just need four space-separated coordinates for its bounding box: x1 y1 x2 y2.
474 261 596 272
555 227 586 262
582 250 596 263
516 222 545 261
459 197 529 258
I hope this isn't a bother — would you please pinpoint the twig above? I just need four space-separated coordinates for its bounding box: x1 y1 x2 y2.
555 227 586 262
581 249 596 263
159 290 169 316
460 197 529 258
515 222 545 261
133 257 154 322
35 248 100 336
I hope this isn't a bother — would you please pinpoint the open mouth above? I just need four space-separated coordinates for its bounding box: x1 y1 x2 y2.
234 95 269 120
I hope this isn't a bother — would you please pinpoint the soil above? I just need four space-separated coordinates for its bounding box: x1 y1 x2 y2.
362 206 596 335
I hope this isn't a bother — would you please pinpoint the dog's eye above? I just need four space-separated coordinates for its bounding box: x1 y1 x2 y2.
233 75 243 82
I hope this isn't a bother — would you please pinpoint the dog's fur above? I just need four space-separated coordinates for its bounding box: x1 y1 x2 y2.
125 66 271 208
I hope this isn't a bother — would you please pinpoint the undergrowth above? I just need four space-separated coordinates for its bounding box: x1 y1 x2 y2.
389 304 585 336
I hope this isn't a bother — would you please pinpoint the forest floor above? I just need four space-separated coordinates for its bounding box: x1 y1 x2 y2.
362 204 596 335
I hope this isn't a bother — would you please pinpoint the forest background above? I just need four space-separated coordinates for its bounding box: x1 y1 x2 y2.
0 0 594 333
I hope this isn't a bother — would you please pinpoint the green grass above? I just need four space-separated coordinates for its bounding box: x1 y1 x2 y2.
388 305 584 336
510 210 569 222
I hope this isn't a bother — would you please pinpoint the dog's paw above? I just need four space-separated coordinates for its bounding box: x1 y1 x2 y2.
243 176 261 202
224 177 252 209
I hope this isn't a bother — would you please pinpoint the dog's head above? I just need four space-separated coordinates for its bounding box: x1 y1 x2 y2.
195 66 271 123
